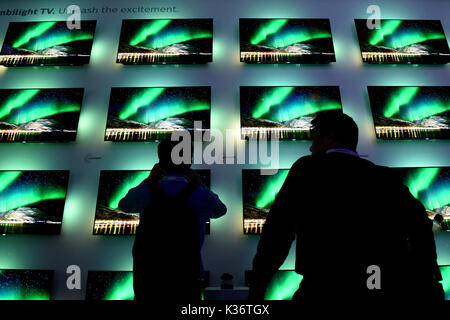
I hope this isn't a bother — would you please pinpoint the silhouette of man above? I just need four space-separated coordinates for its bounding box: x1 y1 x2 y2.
119 138 227 301
249 112 444 301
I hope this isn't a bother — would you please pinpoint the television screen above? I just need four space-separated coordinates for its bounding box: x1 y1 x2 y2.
393 167 449 231
245 270 302 300
0 269 53 300
354 19 450 64
0 20 96 66
242 169 289 234
94 170 211 235
117 19 213 64
105 87 210 142
86 271 134 300
368 86 450 140
241 86 343 140
239 19 335 64
441 265 450 300
0 88 83 142
0 170 70 234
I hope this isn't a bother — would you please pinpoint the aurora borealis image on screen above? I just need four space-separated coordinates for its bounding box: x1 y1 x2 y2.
94 170 210 235
0 88 83 142
239 19 335 63
0 270 53 300
355 19 450 64
242 169 289 234
0 21 96 66
0 171 69 234
86 271 134 300
368 86 449 139
105 87 210 141
394 167 449 231
117 19 213 64
241 86 342 140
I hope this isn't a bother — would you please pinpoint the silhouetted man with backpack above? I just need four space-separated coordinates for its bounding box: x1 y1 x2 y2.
249 112 444 302
119 138 227 301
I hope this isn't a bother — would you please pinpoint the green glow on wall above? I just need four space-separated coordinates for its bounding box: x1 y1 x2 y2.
12 22 56 48
0 90 40 120
264 271 303 300
383 87 420 118
422 186 449 211
109 171 150 209
119 88 166 120
145 31 212 49
252 87 295 118
368 20 402 46
406 168 440 200
265 30 331 48
273 101 341 122
250 19 289 45
255 171 289 209
29 32 94 51
130 20 172 46
0 172 22 193
138 101 210 123
9 104 80 125
387 31 445 49
104 273 134 300
441 266 450 300
403 100 450 122
0 187 66 213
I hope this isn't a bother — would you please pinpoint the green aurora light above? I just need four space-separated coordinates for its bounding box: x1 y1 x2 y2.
250 19 289 45
9 103 80 125
144 30 212 49
368 20 403 46
119 88 166 120
0 172 22 193
0 90 40 120
265 30 331 48
129 20 172 46
138 101 210 123
0 186 66 213
252 87 295 118
12 22 56 48
383 87 420 118
109 171 150 210
103 273 134 300
255 171 289 209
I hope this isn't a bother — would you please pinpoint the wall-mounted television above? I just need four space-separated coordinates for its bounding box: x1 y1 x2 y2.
105 87 210 142
368 86 449 140
393 167 449 231
0 20 96 66
241 86 343 140
354 19 450 64
0 88 83 143
239 19 335 64
117 19 213 64
0 269 53 300
245 270 303 300
94 170 211 235
0 170 70 234
242 169 289 234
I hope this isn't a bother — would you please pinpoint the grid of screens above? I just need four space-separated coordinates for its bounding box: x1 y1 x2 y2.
94 170 211 235
105 87 211 142
393 167 449 231
117 19 213 64
355 19 450 64
239 19 335 64
241 86 343 140
0 171 70 234
0 269 53 300
242 169 289 234
368 86 450 140
0 88 83 143
0 21 96 66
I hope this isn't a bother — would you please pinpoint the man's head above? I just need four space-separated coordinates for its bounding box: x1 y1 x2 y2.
309 112 359 155
157 138 192 173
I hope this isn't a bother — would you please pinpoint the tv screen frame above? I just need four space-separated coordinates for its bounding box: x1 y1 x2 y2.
116 18 213 65
104 86 211 142
0 269 54 300
0 88 84 143
239 18 336 64
0 20 97 67
354 19 450 64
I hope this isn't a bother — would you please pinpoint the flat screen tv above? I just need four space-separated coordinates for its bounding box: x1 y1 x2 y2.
117 19 213 64
239 19 335 64
242 169 289 234
0 88 83 142
105 87 210 142
0 170 70 234
94 170 211 235
368 86 449 140
0 20 96 66
354 19 450 64
0 269 53 300
393 167 449 231
245 270 302 300
241 86 343 140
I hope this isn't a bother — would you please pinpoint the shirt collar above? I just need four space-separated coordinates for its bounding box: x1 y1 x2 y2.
326 148 360 158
